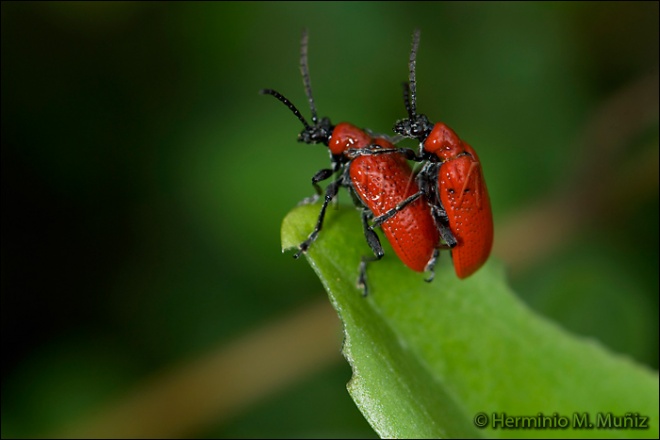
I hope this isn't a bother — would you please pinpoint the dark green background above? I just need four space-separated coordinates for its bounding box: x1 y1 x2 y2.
2 2 658 438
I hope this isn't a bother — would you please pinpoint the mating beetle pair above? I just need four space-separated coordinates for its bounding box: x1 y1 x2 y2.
261 30 493 295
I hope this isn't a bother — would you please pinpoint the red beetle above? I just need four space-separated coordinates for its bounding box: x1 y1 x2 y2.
261 30 455 294
392 30 493 279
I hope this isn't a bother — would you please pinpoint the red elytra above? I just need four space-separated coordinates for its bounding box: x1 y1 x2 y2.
332 124 440 273
427 123 493 278
393 30 494 279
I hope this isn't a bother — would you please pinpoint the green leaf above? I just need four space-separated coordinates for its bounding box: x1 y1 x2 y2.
282 204 659 439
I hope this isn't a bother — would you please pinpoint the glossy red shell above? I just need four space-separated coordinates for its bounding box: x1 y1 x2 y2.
348 138 439 272
425 122 464 160
328 122 373 156
426 124 493 279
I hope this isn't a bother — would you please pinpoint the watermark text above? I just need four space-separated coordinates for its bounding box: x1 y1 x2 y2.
472 412 649 430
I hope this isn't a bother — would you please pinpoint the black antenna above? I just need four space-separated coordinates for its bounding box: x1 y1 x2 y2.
408 29 421 119
261 31 333 145
402 82 413 120
259 88 311 129
300 28 319 125
393 29 433 143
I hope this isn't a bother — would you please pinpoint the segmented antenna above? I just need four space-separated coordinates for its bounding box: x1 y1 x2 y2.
408 29 421 119
300 28 319 125
402 81 412 119
259 88 311 129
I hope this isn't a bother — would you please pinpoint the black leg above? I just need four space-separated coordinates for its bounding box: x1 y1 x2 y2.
370 191 423 228
431 204 457 248
347 146 419 161
294 177 341 258
312 168 334 195
424 247 440 283
357 254 384 297
298 168 334 206
361 210 384 259
417 162 458 248
357 210 384 297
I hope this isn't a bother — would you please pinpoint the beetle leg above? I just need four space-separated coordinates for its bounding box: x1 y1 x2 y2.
298 168 334 206
370 191 423 228
357 210 384 297
431 205 457 248
346 146 418 161
417 162 458 248
361 210 385 259
424 248 440 282
294 177 342 258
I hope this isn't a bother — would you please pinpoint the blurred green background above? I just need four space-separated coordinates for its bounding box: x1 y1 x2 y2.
2 2 658 438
